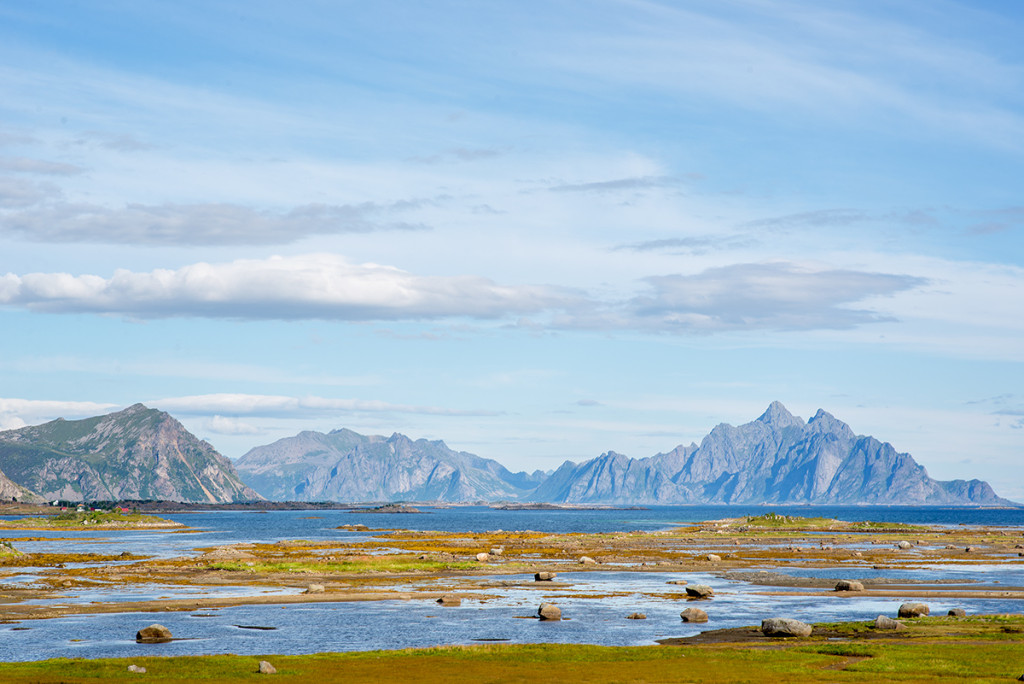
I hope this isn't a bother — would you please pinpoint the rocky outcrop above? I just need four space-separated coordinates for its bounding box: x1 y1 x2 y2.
898 602 930 618
0 466 42 503
135 624 173 643
538 603 561 621
0 404 260 503
680 607 708 623
235 428 544 502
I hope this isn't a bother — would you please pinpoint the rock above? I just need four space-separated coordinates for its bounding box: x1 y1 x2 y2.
259 660 277 674
305 583 325 594
896 541 913 550
680 607 708 623
534 571 557 581
476 552 490 562
667 580 688 586
685 584 714 599
135 624 172 643
834 580 864 592
579 556 597 565
874 615 904 630
127 664 147 673
761 618 812 637
964 546 975 553
436 595 461 606
706 554 722 562
898 602 930 618
538 603 561 621
489 547 503 556
852 551 863 557
948 608 967 617
626 613 646 620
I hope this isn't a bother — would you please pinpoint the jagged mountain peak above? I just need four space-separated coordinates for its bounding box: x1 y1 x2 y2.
755 401 804 429
807 408 855 439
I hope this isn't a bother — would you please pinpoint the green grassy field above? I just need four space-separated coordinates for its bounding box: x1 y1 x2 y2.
3 617 1023 683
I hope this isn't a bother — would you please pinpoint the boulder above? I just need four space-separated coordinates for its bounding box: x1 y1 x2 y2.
538 603 561 621
761 618 812 637
579 556 597 565
476 552 490 562
874 615 904 631
305 583 325 594
964 546 975 553
898 602 930 618
489 547 503 556
948 608 967 617
685 584 714 599
706 554 722 563
834 580 864 592
127 664 147 674
436 595 461 606
667 580 688 586
680 607 708 623
896 541 913 550
135 624 172 643
259 660 277 674
626 613 646 620
534 571 557 581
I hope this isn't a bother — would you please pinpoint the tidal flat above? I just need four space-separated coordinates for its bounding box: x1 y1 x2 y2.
1 506 1023 680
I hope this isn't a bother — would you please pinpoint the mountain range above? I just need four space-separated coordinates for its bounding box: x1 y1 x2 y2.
235 401 1011 506
0 401 1013 506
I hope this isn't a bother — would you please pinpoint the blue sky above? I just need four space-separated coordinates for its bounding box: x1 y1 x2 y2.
1 1 1022 497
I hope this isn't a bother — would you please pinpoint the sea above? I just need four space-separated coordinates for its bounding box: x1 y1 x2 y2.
1 505 1022 662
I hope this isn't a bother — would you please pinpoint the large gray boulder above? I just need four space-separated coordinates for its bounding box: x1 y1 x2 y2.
898 602 929 618
538 603 562 621
535 571 557 581
135 624 173 643
761 618 812 637
680 607 708 623
874 615 904 630
834 580 864 592
685 584 714 599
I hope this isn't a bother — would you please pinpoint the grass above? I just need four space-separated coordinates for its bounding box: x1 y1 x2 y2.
206 554 483 574
1 637 1022 683
0 510 181 529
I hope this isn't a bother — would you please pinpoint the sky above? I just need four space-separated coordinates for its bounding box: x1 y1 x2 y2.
0 1 1022 498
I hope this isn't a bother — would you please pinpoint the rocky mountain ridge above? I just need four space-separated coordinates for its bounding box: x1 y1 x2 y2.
237 402 1012 506
0 404 260 503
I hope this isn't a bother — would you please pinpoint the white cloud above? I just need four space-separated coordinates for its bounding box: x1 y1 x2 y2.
204 415 263 436
0 253 573 321
0 398 119 432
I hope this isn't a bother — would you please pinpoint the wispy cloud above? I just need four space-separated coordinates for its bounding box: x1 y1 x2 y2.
0 157 85 175
1 201 430 245
613 262 926 332
547 175 682 193
151 393 499 418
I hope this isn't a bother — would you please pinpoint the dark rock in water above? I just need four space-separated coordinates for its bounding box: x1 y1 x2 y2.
761 618 812 637
834 579 864 592
680 607 708 623
948 608 967 617
235 625 277 630
535 571 557 581
626 613 646 620
898 602 930 618
538 603 561 621
874 615 904 630
259 660 277 674
685 584 714 599
437 595 461 606
136 623 172 643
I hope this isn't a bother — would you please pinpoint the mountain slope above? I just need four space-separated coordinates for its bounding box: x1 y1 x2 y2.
0 404 260 503
235 429 543 502
0 465 42 503
531 402 1010 506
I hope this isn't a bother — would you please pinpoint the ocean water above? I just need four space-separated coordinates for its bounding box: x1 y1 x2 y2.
1 505 1022 661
